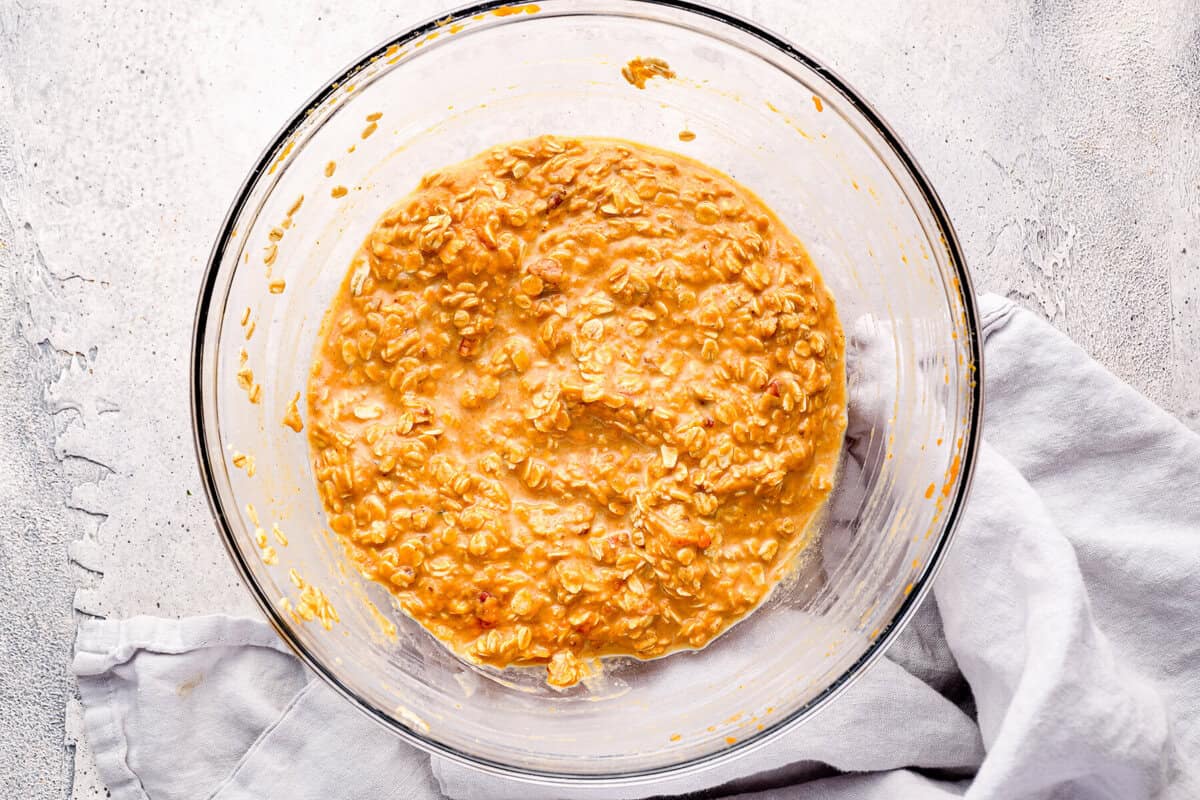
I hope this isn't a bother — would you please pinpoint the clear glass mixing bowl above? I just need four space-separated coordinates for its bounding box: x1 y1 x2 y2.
191 0 982 786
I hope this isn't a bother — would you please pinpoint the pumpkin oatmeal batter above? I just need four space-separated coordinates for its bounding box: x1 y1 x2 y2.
307 136 845 687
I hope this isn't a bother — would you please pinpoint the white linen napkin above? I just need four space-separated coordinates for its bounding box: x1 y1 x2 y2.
73 294 1200 799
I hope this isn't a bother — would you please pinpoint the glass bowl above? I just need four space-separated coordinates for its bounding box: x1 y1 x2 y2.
191 0 982 786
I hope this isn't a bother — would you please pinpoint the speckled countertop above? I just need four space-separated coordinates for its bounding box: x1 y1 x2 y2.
0 2 1196 797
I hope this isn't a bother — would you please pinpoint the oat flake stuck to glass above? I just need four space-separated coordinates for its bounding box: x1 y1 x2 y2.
306 135 846 687
621 56 676 89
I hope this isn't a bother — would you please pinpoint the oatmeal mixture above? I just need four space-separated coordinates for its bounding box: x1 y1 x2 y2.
307 136 845 686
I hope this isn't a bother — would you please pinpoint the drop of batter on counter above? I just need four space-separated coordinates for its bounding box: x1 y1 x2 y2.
622 57 675 89
678 130 696 142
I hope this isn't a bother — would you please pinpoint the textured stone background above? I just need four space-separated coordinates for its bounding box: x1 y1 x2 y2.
0 1 1195 797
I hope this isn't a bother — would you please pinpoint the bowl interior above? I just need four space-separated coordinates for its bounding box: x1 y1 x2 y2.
194 0 980 781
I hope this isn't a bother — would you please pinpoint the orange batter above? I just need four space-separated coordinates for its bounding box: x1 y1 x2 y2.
307 136 845 686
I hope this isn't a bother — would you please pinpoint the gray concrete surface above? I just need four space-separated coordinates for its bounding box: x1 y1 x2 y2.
0 1 1195 797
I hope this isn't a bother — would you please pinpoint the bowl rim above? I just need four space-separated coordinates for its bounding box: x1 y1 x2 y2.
191 0 984 785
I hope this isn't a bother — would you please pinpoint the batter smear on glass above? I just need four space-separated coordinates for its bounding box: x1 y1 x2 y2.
307 136 846 687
